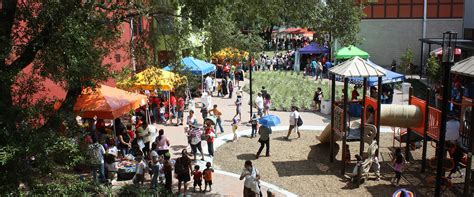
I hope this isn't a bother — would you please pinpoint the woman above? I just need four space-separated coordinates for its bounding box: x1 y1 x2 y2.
175 149 193 195
155 129 170 160
137 122 155 159
263 94 271 116
286 106 301 139
186 110 197 128
205 120 215 157
239 160 260 197
228 79 234 99
256 125 272 159
188 124 205 161
115 118 130 156
233 95 242 121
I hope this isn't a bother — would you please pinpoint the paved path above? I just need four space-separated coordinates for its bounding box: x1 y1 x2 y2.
128 75 408 196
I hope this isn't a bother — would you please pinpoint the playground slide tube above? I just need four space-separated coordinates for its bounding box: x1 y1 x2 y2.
318 104 423 143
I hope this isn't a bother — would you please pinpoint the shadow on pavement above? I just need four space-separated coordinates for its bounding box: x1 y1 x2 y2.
236 153 257 161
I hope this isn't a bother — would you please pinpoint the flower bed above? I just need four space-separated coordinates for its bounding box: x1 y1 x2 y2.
243 71 345 111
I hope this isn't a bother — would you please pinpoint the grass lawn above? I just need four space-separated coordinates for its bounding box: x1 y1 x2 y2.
243 71 345 111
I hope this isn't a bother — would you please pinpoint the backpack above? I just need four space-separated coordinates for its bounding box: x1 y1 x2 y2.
297 116 303 127
174 158 187 175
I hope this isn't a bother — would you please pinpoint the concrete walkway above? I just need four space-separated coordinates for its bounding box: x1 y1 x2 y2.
135 75 407 196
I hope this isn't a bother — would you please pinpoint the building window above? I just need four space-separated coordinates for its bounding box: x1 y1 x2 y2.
115 54 121 63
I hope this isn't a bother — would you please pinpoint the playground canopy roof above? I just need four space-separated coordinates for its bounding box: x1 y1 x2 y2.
74 84 146 119
335 45 369 59
329 56 386 78
452 56 474 77
346 60 405 86
299 42 328 54
164 57 216 76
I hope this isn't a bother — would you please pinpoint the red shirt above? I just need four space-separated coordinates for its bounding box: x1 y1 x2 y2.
205 127 215 142
170 96 177 107
351 90 359 100
193 171 202 181
178 98 185 111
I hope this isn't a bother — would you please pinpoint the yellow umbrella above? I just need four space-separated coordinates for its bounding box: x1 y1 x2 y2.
118 67 186 91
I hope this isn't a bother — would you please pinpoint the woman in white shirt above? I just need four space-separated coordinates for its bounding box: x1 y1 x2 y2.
239 160 260 197
105 138 118 183
286 106 301 139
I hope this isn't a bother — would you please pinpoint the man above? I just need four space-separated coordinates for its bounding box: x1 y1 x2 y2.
255 93 264 118
169 93 177 125
209 104 224 133
286 106 301 139
205 75 213 96
324 60 332 78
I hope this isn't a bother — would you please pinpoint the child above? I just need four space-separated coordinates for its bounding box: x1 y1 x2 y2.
156 155 165 184
232 117 238 142
163 158 173 192
203 162 214 192
217 82 223 97
159 103 166 124
391 148 405 186
133 156 146 187
192 165 203 192
351 154 363 183
373 156 381 181
344 144 351 164
201 104 208 120
250 114 258 138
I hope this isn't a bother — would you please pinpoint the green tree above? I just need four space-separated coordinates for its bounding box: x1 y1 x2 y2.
400 48 415 75
0 0 140 194
426 55 441 83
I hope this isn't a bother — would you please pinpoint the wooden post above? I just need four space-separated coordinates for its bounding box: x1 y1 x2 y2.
464 103 474 196
406 87 413 161
341 77 349 175
330 74 336 163
360 78 367 156
375 77 382 156
421 88 431 172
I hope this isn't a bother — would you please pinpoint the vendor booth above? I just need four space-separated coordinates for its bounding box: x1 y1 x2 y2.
335 45 369 61
294 42 329 71
164 56 216 90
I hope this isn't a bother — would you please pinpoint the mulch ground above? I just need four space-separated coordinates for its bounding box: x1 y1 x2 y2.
213 131 466 197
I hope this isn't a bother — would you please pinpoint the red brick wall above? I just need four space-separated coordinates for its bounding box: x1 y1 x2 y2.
362 0 463 19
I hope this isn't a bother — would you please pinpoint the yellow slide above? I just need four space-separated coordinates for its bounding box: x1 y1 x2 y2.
318 104 423 143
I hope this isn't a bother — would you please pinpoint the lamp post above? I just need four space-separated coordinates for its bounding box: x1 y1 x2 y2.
434 31 457 197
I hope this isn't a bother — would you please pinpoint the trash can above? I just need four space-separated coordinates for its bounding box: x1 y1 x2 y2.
402 82 411 101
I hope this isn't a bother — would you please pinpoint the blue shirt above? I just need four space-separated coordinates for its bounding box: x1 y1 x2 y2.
311 60 317 68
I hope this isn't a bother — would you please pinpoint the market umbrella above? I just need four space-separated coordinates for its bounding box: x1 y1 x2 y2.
205 115 217 125
117 67 186 91
335 45 369 60
74 84 147 119
258 115 281 127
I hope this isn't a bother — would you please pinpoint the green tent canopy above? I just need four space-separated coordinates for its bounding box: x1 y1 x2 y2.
335 45 369 60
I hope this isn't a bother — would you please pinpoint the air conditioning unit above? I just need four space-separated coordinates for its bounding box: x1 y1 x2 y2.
367 0 378 3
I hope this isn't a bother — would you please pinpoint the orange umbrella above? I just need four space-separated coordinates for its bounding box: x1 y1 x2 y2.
74 84 147 119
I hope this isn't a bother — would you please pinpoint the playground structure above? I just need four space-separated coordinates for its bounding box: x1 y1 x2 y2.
325 56 474 195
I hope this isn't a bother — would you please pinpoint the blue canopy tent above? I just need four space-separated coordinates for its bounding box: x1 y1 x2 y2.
336 59 405 86
164 56 216 91
299 42 329 54
164 57 216 75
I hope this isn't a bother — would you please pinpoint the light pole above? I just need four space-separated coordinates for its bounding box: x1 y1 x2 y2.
434 31 457 197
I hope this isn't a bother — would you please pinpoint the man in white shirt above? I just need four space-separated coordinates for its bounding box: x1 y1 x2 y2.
205 75 214 96
286 106 301 139
255 93 264 118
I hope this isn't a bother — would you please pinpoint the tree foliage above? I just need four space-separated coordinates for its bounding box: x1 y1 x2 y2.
400 48 415 75
0 0 131 194
426 55 441 83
